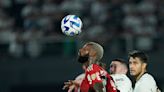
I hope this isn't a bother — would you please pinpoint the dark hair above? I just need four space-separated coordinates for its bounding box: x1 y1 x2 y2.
111 58 128 67
128 50 148 63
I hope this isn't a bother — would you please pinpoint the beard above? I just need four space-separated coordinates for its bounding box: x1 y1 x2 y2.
78 54 89 63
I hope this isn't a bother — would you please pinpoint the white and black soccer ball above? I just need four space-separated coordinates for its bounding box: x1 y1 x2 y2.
61 15 83 36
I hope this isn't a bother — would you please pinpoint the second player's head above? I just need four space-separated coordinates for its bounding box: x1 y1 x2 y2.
110 58 128 74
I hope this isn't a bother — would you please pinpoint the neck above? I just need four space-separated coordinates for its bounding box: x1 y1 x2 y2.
89 57 97 65
135 70 146 82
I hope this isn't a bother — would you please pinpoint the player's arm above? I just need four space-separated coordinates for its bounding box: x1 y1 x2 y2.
93 82 104 92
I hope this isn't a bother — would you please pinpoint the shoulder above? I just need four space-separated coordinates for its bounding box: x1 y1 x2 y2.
134 73 157 91
111 74 131 81
111 74 133 92
111 74 132 84
111 74 126 78
139 73 156 84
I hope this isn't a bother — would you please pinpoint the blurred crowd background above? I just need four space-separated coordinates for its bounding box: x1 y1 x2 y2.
0 0 163 92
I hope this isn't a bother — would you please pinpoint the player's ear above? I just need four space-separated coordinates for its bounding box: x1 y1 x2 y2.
122 67 128 74
89 51 97 61
142 63 147 70
91 51 97 57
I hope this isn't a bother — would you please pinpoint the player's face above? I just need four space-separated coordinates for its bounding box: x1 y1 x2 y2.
129 57 143 77
110 61 123 74
78 44 93 63
79 44 91 56
79 44 97 64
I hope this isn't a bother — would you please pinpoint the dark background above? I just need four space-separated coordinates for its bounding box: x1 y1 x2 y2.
0 0 164 92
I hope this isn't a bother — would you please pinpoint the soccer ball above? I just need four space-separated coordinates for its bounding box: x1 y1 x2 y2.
61 15 83 36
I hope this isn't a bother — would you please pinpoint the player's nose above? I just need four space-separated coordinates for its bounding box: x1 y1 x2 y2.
129 66 135 72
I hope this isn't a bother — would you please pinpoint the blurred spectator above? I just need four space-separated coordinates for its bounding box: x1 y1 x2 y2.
9 26 44 58
9 28 24 57
0 0 12 9
136 0 157 51
0 8 14 57
107 0 124 30
0 9 14 44
60 0 84 16
104 0 124 54
123 4 141 51
23 25 44 58
90 0 109 24
79 0 111 49
123 0 157 51
0 0 163 58
42 0 58 15
156 0 164 36
82 23 109 45
21 0 41 30
41 0 64 35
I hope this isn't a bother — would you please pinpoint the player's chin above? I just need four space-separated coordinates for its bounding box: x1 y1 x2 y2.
130 71 136 76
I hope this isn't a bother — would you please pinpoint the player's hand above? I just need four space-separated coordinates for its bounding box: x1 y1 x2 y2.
62 80 74 90
68 85 75 92
63 79 81 92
